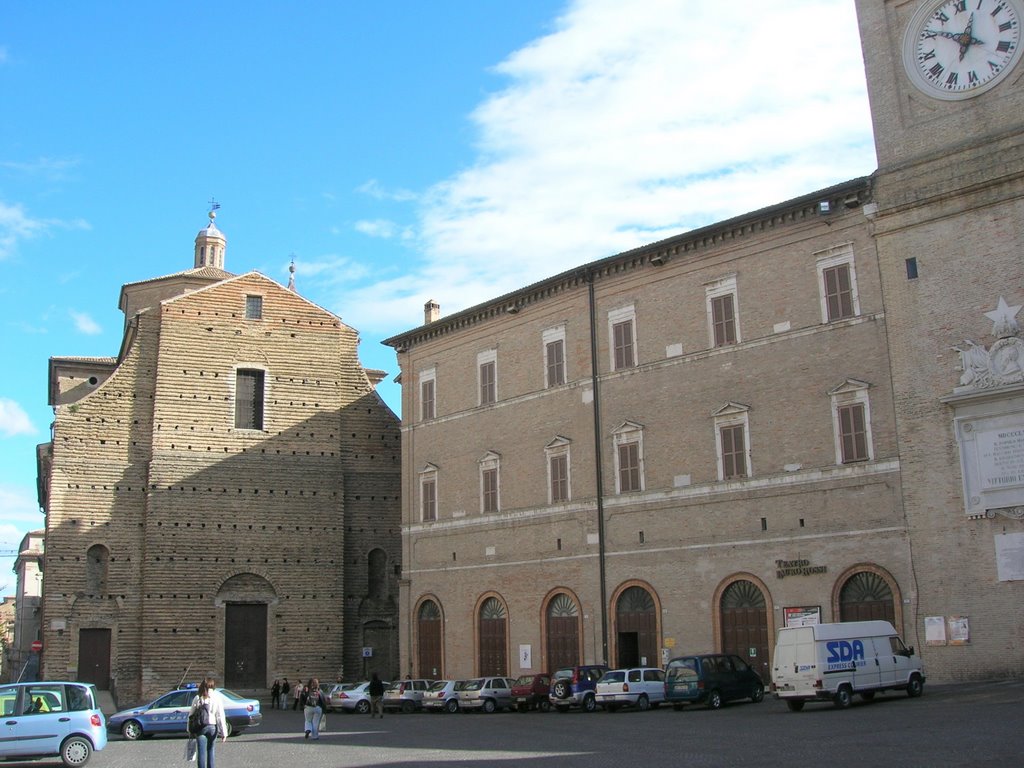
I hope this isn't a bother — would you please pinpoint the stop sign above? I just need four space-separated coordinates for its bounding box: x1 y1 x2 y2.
30 640 42 653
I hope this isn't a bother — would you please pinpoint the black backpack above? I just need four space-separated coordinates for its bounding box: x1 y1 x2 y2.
188 700 212 735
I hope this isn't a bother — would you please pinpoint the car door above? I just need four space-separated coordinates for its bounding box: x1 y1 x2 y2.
144 690 193 734
643 668 666 703
11 684 70 758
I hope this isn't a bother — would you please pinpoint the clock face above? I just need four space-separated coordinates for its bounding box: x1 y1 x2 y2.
902 0 1024 100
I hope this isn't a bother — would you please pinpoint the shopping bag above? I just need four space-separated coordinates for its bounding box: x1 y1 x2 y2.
185 737 197 762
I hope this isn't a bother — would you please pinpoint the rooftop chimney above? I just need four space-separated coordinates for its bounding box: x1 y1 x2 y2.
425 299 440 324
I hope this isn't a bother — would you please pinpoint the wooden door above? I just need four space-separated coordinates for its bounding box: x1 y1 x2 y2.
224 603 266 689
78 629 111 689
720 580 769 679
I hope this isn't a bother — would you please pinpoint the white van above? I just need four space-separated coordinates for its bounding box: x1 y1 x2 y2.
771 620 924 711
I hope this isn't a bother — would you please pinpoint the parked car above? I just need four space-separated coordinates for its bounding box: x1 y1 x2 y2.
0 680 107 767
325 683 358 713
549 664 609 713
458 677 516 713
382 679 433 713
511 673 551 712
595 667 666 711
421 679 469 713
664 653 764 710
329 681 389 714
107 684 261 739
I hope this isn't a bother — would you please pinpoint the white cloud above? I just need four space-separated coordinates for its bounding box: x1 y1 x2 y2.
69 310 102 335
0 398 35 437
0 201 46 260
330 0 876 336
0 484 43 561
357 179 418 202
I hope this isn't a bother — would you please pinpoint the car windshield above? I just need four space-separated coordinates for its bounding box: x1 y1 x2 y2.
599 671 625 683
666 659 699 680
462 679 484 691
218 688 249 702
453 680 470 691
513 675 535 686
427 681 450 692
552 668 574 679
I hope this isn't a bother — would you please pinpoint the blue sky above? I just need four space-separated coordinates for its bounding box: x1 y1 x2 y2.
0 0 877 573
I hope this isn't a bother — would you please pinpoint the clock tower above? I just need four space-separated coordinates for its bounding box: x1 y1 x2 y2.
855 0 1024 679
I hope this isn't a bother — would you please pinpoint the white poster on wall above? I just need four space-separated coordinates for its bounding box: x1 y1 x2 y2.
995 532 1024 581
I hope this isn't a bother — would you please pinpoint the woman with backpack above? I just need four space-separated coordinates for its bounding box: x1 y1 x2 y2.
302 677 327 740
188 677 228 768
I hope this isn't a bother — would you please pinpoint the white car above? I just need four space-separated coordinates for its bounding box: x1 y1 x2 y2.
595 667 666 712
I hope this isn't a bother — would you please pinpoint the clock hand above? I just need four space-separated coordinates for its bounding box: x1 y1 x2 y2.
959 13 976 61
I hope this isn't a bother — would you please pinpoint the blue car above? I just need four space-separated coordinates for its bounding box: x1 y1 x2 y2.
0 681 107 766
107 684 261 740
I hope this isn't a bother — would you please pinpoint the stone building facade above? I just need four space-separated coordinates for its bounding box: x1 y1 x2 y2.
37 215 401 704
382 0 1024 683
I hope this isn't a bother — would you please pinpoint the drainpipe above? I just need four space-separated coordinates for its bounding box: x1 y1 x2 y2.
584 268 610 665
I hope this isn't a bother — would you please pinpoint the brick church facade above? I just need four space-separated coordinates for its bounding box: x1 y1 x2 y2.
37 214 401 704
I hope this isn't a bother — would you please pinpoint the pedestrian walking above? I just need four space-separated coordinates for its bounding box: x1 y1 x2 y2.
368 672 385 719
187 677 228 768
271 680 280 710
302 677 327 740
292 680 304 711
280 678 290 710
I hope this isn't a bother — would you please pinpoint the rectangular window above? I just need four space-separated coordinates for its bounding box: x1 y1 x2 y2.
234 369 265 430
421 478 437 522
720 424 746 479
823 264 854 321
613 320 635 370
482 467 498 513
618 442 641 492
479 360 496 405
711 294 736 347
245 295 263 320
421 378 435 421
838 403 868 463
550 453 568 503
546 339 566 387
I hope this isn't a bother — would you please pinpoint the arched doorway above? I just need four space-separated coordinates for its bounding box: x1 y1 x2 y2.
478 596 508 676
545 592 580 670
416 599 443 678
839 570 896 623
614 585 658 668
719 579 770 679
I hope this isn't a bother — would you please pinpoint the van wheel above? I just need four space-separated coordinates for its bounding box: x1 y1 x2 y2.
636 695 650 712
705 690 723 710
860 691 876 701
834 686 853 709
60 736 92 767
750 683 765 703
906 675 924 698
786 700 805 712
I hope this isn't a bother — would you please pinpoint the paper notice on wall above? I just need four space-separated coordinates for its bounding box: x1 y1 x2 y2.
995 532 1024 581
925 616 947 646
948 616 970 646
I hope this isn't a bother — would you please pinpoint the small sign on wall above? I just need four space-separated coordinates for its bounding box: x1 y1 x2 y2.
925 616 947 646
783 606 821 627
519 644 532 669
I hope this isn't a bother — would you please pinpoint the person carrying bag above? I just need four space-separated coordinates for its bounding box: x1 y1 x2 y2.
187 677 229 768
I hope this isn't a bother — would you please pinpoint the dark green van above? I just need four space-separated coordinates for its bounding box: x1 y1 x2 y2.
664 654 765 710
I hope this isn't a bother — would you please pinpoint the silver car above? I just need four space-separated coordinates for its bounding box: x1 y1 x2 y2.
421 680 469 713
595 667 666 712
458 677 516 713
382 679 433 713
328 682 387 714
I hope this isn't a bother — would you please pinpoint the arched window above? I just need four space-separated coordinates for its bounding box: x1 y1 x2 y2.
839 571 895 623
546 593 580 671
478 597 508 676
417 600 443 678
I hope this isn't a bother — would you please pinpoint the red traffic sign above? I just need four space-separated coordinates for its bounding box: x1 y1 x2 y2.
30 640 42 653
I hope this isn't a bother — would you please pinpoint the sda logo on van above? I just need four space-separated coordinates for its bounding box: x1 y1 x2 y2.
825 640 866 670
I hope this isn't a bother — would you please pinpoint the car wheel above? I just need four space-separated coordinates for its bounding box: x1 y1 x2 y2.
582 694 597 713
834 685 853 709
860 691 876 701
401 700 415 714
750 683 765 703
121 719 143 741
223 721 234 738
356 700 370 715
60 735 92 768
552 681 570 699
907 675 924 698
705 690 723 710
445 699 459 714
786 699 805 712
482 698 496 714
538 699 551 713
637 695 650 712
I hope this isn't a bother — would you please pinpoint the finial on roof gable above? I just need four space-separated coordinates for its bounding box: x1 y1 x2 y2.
287 257 297 292
194 200 226 270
